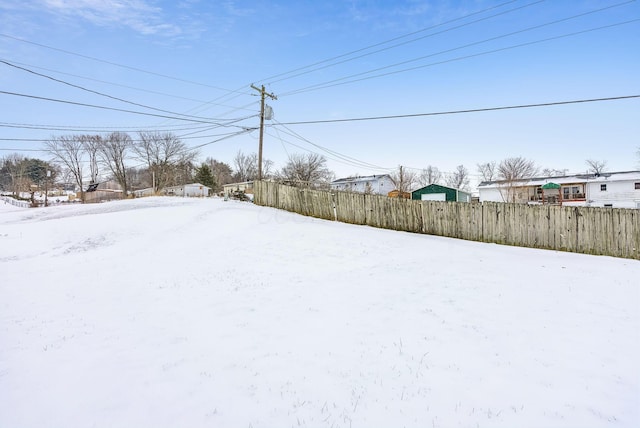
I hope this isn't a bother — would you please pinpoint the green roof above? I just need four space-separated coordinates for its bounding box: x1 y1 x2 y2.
541 182 561 189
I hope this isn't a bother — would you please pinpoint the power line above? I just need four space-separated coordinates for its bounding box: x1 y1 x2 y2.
0 121 219 132
170 2 527 119
266 0 544 86
1 58 261 130
265 129 390 172
155 99 259 130
0 33 247 95
276 95 640 125
270 119 390 170
0 58 253 109
0 129 255 143
0 60 244 122
184 128 257 151
0 147 46 152
281 15 639 97
0 90 256 125
259 0 523 84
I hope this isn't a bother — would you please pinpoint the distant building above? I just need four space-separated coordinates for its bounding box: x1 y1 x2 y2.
388 190 411 199
84 181 123 203
478 170 640 209
331 174 395 195
163 183 211 197
412 184 471 202
134 187 155 198
223 181 254 197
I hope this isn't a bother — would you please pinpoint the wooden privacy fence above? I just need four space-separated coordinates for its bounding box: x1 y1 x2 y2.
254 181 640 260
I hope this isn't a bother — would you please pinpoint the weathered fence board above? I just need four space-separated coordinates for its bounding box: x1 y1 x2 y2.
253 181 639 260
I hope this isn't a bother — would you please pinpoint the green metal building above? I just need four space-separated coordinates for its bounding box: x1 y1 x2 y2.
411 184 472 202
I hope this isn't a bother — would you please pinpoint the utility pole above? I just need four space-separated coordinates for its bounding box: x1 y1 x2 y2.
44 169 50 207
251 84 277 180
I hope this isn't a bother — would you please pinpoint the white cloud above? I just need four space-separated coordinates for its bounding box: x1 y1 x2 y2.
38 0 183 36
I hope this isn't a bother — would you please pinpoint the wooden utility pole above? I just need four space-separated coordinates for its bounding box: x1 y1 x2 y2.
250 84 277 180
43 169 51 207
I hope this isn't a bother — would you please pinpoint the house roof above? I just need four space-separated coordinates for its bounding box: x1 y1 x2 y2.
223 181 254 187
412 183 472 195
478 170 640 188
165 183 211 191
332 174 391 184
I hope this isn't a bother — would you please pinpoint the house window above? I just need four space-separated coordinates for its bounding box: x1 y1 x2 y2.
635 182 640 190
604 204 613 208
600 184 607 191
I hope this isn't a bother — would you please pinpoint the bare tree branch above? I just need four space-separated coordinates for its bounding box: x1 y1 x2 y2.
279 153 333 188
134 132 195 193
233 151 257 182
44 135 86 201
416 165 442 187
585 159 607 175
81 135 102 185
477 162 496 182
390 165 416 194
541 167 568 177
98 132 133 198
446 165 471 191
496 157 539 202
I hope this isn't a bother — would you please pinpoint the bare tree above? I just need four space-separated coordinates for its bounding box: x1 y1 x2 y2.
477 161 496 182
261 158 274 179
497 157 538 181
3 154 29 197
98 132 133 198
233 151 273 182
416 165 442 187
496 157 539 202
81 135 102 184
172 160 196 186
134 132 195 193
233 151 257 182
44 135 86 202
126 166 148 190
279 153 333 188
205 158 234 192
389 165 416 194
446 164 471 191
541 167 568 177
585 159 607 175
0 157 9 191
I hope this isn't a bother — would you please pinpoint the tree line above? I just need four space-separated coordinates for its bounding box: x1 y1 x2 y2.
2 128 634 203
1 131 338 201
385 157 614 198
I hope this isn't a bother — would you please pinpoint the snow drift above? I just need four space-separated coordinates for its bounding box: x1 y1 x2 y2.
1 197 638 427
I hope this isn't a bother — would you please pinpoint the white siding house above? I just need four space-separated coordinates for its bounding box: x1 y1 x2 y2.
223 181 254 197
478 171 640 208
585 171 640 208
163 183 211 197
330 174 395 195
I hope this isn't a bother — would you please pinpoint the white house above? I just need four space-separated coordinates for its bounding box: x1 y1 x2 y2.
331 174 395 195
585 171 640 208
134 187 155 198
478 171 640 209
223 181 254 197
163 183 211 197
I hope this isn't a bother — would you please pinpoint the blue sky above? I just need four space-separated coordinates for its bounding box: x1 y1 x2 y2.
1 0 639 184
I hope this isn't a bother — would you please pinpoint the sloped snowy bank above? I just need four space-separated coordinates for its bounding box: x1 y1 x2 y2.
1 197 638 427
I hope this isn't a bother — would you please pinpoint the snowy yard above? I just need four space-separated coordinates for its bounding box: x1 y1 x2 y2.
1 197 638 428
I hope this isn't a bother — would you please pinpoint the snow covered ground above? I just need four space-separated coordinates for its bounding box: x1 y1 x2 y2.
1 197 638 428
